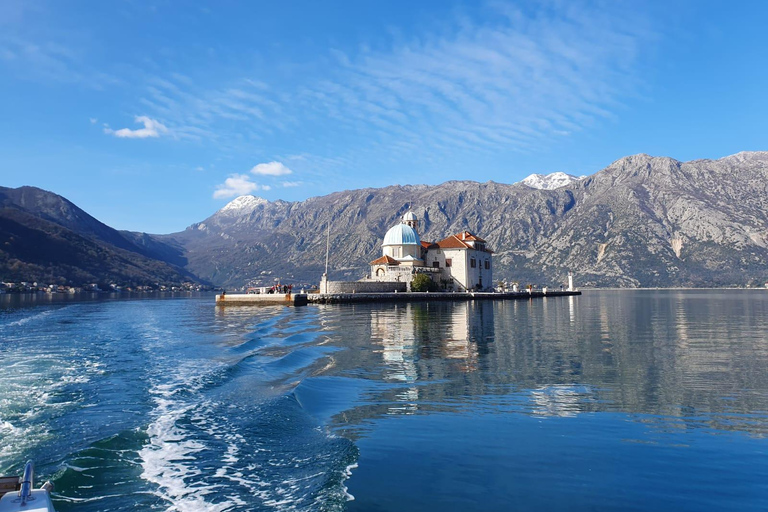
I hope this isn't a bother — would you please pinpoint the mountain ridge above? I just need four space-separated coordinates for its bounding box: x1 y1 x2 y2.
0 186 197 286
165 151 768 288
3 151 767 288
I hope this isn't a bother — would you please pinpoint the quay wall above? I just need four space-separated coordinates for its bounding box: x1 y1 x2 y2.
324 280 407 294
213 290 581 307
308 290 580 304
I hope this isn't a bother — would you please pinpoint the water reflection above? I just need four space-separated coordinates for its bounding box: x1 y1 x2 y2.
530 384 596 417
316 291 768 437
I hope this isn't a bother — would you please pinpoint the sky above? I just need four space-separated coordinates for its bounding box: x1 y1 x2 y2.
1 0 767 233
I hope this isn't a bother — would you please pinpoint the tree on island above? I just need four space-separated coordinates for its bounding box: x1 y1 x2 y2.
410 273 434 292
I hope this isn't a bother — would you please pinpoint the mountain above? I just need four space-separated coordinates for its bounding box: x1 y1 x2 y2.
0 186 196 286
5 152 768 289
521 172 583 190
165 152 768 288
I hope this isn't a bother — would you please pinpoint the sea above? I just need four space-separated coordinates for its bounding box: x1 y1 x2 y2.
0 290 766 511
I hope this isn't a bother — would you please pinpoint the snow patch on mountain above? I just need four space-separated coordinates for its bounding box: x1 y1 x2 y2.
219 195 268 214
521 172 583 190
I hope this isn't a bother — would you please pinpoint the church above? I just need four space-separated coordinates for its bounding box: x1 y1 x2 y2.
368 212 494 291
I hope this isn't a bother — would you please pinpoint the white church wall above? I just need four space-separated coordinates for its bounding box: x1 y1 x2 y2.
445 248 469 291
467 249 494 290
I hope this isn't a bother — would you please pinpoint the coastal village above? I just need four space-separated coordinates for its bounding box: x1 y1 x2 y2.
0 281 211 295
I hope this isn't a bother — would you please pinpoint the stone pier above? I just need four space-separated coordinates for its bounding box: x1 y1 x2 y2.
307 290 580 304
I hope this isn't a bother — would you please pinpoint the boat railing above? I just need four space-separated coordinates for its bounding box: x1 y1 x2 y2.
19 460 33 505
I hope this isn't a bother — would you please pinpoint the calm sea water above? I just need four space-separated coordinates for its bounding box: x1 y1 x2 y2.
0 290 766 511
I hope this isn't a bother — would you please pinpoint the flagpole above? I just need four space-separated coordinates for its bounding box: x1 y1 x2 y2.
324 223 330 276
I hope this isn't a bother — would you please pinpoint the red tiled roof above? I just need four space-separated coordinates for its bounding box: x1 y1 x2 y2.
434 231 492 252
421 241 437 249
370 255 399 265
457 231 486 243
435 235 470 249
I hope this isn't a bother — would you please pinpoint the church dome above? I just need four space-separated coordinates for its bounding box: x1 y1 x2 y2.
383 223 421 246
402 211 418 222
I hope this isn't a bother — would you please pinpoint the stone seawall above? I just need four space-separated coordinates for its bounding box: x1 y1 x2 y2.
214 290 581 307
324 281 407 294
308 290 581 304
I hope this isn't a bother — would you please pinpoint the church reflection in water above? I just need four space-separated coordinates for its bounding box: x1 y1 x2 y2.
318 291 768 437
357 299 601 421
366 301 498 416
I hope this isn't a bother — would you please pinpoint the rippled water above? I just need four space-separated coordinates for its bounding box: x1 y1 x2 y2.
0 290 766 511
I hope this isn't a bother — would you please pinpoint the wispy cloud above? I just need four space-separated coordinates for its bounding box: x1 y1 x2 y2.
281 181 302 187
10 1 657 190
104 116 168 139
115 3 653 162
0 23 122 89
250 161 292 176
134 76 283 145
0 34 83 83
130 3 654 178
294 2 654 158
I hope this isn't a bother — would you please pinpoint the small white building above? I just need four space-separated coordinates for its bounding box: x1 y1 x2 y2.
369 212 494 291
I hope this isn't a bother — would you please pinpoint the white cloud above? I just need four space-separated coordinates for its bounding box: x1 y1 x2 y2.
292 2 655 157
281 181 302 187
104 116 168 139
83 2 658 179
250 161 293 176
195 166 204 171
213 174 263 199
89 117 97 124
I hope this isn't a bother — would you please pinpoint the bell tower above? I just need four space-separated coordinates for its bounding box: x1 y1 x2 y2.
402 211 419 233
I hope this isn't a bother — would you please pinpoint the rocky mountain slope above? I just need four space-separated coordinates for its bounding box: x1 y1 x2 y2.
166 152 768 288
5 152 767 289
0 186 195 286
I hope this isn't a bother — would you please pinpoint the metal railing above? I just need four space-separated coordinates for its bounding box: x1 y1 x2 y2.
19 460 33 505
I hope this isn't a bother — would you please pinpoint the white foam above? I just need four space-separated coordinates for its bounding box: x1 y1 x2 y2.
1 309 54 329
138 345 239 512
139 397 232 512
0 344 97 462
341 462 358 501
133 310 358 511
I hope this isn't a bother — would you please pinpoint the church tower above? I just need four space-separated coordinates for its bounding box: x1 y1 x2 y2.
402 211 419 233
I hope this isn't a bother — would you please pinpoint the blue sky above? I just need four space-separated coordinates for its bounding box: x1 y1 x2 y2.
1 0 766 233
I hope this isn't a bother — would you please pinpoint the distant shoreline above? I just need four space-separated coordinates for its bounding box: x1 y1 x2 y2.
580 286 768 291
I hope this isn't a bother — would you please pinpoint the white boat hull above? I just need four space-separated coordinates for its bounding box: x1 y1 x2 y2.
0 489 55 512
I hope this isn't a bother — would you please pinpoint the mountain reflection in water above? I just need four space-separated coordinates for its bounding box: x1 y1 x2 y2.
298 291 768 511
1 290 766 511
298 293 768 440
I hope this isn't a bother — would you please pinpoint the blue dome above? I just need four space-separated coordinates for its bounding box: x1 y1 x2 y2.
383 223 421 246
